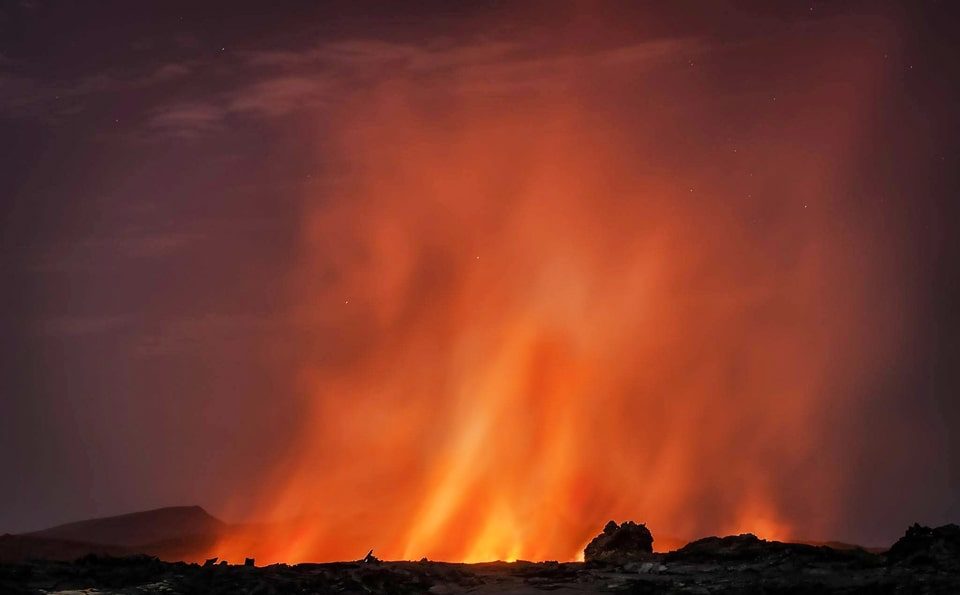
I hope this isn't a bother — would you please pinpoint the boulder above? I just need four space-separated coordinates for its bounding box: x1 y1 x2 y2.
583 521 654 565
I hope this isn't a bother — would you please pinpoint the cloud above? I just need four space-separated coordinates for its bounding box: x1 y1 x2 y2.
1 32 703 136
219 36 701 119
0 58 193 119
147 102 225 137
137 62 193 85
229 76 330 116
1 25 704 133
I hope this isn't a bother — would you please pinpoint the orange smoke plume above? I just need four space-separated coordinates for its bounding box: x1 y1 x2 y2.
216 23 902 563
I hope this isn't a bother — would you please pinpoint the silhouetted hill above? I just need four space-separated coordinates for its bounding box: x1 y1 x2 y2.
26 506 225 549
5 506 228 561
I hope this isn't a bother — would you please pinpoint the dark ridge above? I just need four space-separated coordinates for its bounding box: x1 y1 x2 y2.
1 514 958 593
583 520 654 565
886 523 960 569
25 506 225 550
664 533 878 566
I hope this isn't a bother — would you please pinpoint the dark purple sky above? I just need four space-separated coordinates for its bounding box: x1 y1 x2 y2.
1 0 958 550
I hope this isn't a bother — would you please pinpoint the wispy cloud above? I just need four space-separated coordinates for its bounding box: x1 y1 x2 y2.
147 102 225 137
0 58 194 119
2 34 704 135
148 36 702 133
230 75 330 116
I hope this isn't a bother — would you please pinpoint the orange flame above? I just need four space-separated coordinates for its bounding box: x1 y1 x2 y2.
214 26 899 563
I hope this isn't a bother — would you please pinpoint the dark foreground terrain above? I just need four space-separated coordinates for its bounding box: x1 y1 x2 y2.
2 522 959 594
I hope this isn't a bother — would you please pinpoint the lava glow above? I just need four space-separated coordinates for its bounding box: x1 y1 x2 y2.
214 27 902 563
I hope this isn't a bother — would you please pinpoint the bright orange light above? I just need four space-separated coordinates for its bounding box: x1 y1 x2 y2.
210 26 898 564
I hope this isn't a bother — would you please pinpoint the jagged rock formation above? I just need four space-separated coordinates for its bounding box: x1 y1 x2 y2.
583 520 654 565
887 523 960 570
2 519 960 593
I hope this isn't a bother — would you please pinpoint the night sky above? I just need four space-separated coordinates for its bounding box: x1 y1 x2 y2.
1 1 958 559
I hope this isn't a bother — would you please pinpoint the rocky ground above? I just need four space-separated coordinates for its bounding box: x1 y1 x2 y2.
1 523 957 594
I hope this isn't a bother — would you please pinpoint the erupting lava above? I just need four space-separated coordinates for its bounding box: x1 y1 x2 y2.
215 29 900 563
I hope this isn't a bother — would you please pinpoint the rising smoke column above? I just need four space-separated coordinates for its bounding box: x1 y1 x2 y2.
217 20 907 563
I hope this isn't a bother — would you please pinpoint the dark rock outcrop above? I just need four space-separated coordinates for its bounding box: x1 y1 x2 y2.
667 533 771 562
3 524 960 595
666 533 880 567
583 520 653 565
361 549 380 564
887 523 960 569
